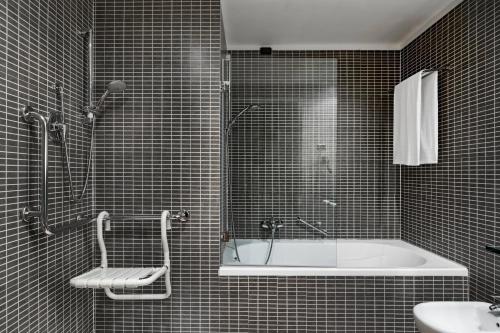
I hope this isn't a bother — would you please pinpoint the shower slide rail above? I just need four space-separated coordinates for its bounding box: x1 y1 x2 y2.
20 105 94 236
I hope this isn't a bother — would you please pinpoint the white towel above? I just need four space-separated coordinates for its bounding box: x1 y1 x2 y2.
420 71 438 164
393 71 438 165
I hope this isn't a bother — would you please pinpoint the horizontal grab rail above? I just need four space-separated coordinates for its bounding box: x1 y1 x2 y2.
104 211 190 223
296 217 329 236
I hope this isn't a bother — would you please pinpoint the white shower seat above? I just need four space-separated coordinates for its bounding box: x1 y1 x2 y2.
70 210 172 300
70 267 166 289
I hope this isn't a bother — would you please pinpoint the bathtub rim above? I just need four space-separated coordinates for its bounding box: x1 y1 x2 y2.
219 239 468 277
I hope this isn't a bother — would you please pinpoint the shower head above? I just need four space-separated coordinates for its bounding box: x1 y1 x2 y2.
106 80 127 93
94 80 127 110
225 104 262 135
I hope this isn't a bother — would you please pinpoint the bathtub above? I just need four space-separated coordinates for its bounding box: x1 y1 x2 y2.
219 239 467 276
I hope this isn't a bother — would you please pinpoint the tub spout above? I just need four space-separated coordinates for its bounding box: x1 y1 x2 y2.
490 296 500 311
261 217 284 232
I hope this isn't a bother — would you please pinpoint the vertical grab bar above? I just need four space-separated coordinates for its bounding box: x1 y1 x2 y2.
21 105 53 235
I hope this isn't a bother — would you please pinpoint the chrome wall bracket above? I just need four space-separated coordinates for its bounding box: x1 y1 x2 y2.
22 105 37 122
173 210 190 223
20 206 40 223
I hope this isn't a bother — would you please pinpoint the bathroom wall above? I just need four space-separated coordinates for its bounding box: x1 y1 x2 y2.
93 0 222 331
0 1 94 332
401 0 499 303
92 0 466 331
229 51 400 239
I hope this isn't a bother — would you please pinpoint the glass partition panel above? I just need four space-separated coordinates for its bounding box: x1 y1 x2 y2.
222 52 337 267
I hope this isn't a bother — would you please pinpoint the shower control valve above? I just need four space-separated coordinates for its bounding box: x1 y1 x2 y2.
172 210 190 223
48 122 67 143
261 217 284 231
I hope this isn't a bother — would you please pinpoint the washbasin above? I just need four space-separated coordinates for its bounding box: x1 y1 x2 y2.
414 302 500 333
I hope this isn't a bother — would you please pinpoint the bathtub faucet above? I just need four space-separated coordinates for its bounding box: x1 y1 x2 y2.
261 217 284 232
489 295 500 311
261 217 283 265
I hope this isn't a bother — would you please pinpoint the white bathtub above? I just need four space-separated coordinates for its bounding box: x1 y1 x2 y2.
219 239 467 277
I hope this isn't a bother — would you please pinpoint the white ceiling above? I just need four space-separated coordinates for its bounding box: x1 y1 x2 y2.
221 0 463 50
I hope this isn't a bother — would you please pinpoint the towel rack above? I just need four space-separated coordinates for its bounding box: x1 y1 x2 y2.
70 210 180 300
387 67 451 93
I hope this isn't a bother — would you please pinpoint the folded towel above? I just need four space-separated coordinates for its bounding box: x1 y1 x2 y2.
420 71 438 164
393 70 438 165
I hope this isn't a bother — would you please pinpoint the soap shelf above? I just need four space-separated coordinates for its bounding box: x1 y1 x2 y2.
485 245 500 255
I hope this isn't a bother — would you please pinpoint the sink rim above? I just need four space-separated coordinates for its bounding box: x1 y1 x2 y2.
414 301 500 333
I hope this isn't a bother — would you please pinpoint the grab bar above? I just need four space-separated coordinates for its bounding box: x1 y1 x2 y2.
20 104 95 236
21 105 51 235
296 217 329 236
107 210 190 223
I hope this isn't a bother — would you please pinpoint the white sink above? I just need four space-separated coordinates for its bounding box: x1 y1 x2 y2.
414 302 500 333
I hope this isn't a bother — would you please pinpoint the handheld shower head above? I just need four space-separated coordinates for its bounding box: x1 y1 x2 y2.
94 80 127 110
106 80 127 93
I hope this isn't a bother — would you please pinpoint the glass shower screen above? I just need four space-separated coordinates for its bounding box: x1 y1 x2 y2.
222 53 337 267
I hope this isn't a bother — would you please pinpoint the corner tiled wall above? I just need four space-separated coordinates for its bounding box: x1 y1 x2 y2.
229 51 400 239
0 1 94 332
401 0 500 303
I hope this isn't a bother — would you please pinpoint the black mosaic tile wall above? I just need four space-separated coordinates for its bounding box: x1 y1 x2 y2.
333 51 400 239
401 0 500 303
228 51 400 239
0 1 94 332
92 1 469 332
93 0 222 331
219 276 468 333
